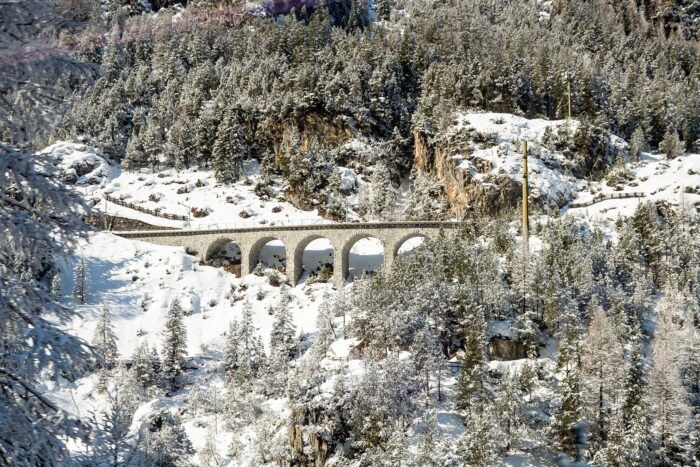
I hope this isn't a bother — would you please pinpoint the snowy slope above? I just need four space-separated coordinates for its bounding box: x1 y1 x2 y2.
447 112 588 208
565 151 700 222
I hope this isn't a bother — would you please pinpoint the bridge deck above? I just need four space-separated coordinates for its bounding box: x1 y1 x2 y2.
115 220 467 238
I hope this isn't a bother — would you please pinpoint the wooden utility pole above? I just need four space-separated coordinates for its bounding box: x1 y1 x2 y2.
522 140 529 251
567 71 572 121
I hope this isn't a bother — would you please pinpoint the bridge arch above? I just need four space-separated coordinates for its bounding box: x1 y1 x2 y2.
342 233 386 281
205 237 242 263
393 232 428 258
292 234 336 284
248 236 287 273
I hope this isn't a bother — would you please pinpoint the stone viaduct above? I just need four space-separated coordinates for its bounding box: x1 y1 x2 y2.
116 221 465 286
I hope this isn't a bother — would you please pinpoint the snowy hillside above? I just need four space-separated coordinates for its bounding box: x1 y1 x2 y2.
37 122 700 466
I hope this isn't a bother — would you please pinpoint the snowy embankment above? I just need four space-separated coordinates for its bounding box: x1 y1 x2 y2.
566 151 700 221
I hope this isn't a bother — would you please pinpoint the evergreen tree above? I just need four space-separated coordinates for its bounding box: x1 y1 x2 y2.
455 401 499 466
659 129 683 159
405 171 449 221
92 305 118 370
140 410 194 466
212 113 245 184
51 272 61 299
361 163 397 221
550 365 584 461
225 301 265 387
73 254 87 304
199 425 222 467
268 290 297 391
131 340 159 389
456 304 487 413
496 370 524 453
629 127 648 162
581 303 625 458
161 298 188 390
646 305 692 465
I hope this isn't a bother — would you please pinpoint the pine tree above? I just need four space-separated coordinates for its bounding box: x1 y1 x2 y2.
416 412 443 466
51 272 61 299
268 290 297 391
405 171 448 221
496 370 524 453
550 365 584 461
646 306 692 466
629 127 648 162
659 129 683 159
87 382 141 466
225 301 265 387
363 163 397 221
92 305 118 370
455 401 499 466
140 410 194 466
199 424 222 467
212 112 244 184
411 324 444 400
582 303 625 458
456 304 487 413
310 292 337 361
161 298 187 390
73 254 87 304
131 340 159 389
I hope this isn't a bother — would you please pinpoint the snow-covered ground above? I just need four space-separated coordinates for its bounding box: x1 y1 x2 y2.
38 116 700 465
565 151 700 222
448 112 589 208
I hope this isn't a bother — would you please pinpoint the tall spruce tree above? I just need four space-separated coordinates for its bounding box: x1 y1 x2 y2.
73 254 87 305
92 305 118 370
212 113 245 184
161 298 188 390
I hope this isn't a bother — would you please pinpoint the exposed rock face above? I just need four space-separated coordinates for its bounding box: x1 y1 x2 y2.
414 129 523 216
288 405 341 467
413 113 627 216
488 336 530 361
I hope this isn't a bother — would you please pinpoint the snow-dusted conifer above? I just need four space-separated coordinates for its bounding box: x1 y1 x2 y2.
131 340 159 389
455 402 499 466
411 324 444 400
646 305 692 465
456 304 487 412
199 424 222 467
73 254 87 304
161 298 188 390
92 305 118 370
582 302 625 457
225 300 265 387
140 410 194 466
86 383 141 466
51 272 61 299
496 370 524 452
550 365 584 460
212 113 244 184
629 127 647 161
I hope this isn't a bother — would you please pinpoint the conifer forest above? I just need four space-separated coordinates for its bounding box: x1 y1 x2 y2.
3 0 700 465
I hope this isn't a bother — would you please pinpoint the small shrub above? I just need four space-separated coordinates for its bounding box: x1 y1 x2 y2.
191 207 209 218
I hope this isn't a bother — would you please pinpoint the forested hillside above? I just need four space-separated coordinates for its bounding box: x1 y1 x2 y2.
45 0 700 214
4 0 700 466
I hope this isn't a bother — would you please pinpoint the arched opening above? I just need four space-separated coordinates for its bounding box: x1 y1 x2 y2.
296 235 335 284
205 238 242 276
345 235 384 280
395 234 427 258
249 237 287 274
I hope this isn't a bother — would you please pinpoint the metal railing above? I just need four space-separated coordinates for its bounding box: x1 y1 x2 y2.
568 191 645 209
